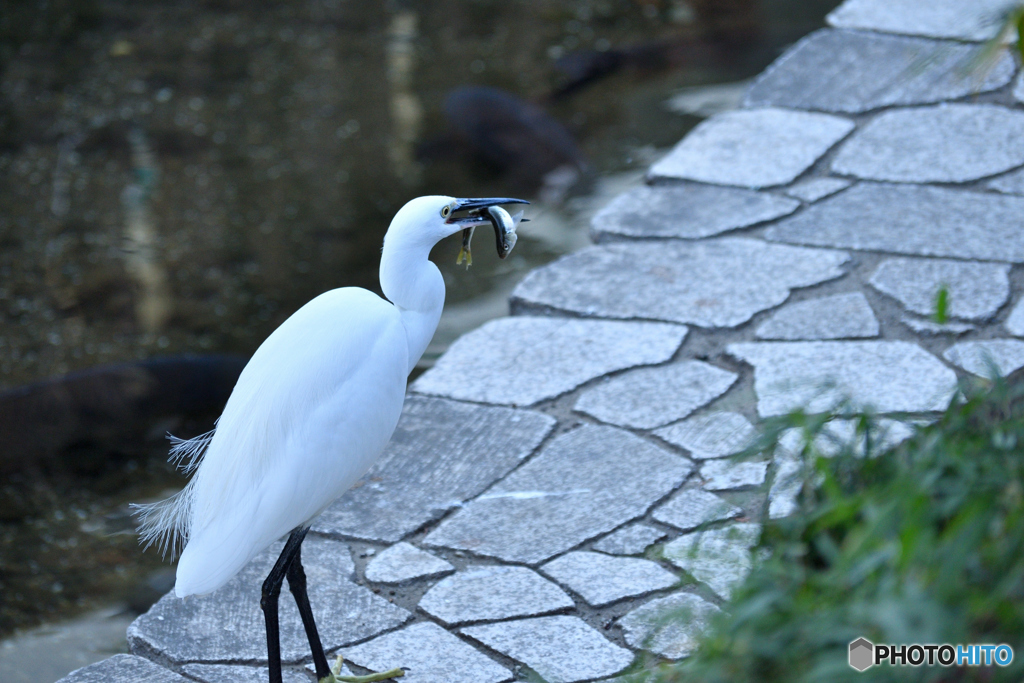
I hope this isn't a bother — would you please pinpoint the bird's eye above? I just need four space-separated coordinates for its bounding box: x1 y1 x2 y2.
441 205 451 218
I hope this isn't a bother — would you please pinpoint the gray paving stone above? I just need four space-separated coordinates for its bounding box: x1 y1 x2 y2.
648 107 854 188
769 418 917 518
902 317 974 336
745 29 1014 114
512 238 849 328
654 412 756 460
618 592 721 659
423 425 692 564
869 258 1010 321
786 418 918 460
943 340 1024 378
662 523 762 600
312 397 554 542
699 459 768 491
727 341 958 416
57 655 189 683
541 551 678 607
342 622 511 683
364 542 454 584
784 177 852 202
1006 299 1024 336
127 536 409 664
768 452 802 519
832 104 1024 183
592 524 667 556
988 166 1024 195
418 565 573 626
462 616 633 683
812 419 917 458
765 183 1024 263
183 663 312 683
412 317 687 406
575 361 738 430
304 660 357 678
653 488 742 531
755 292 879 340
589 183 799 241
826 0 1010 41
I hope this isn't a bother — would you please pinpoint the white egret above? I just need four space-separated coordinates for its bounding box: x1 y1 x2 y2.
134 196 527 683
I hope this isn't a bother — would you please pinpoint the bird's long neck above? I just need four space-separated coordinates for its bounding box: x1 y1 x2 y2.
379 236 446 375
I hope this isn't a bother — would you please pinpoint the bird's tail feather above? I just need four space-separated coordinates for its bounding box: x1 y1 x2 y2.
168 428 215 474
132 429 214 559
132 480 197 560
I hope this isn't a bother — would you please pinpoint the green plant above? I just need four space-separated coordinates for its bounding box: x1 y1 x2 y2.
636 376 1024 682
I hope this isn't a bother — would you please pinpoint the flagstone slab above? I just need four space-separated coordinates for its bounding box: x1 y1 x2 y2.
57 656 189 683
832 104 1024 183
699 459 769 491
765 183 1024 263
784 177 852 203
653 488 743 531
592 523 667 556
541 551 678 607
1006 300 1024 336
575 361 738 430
902 317 974 336
768 452 803 519
649 108 854 188
745 29 1014 114
183 663 312 683
127 536 410 664
662 523 762 600
423 425 692 564
589 183 799 241
654 412 757 460
826 0 1011 41
756 292 879 340
342 622 511 683
943 340 1024 378
512 238 849 328
988 167 1024 195
419 566 573 626
364 542 454 584
727 341 958 416
618 592 721 659
412 317 687 406
811 419 917 458
462 616 633 683
769 419 917 518
869 258 1010 321
312 397 554 542
775 418 917 462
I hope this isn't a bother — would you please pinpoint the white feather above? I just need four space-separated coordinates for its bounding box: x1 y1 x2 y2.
134 196 476 597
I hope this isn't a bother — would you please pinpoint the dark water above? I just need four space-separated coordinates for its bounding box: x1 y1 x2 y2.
0 0 840 646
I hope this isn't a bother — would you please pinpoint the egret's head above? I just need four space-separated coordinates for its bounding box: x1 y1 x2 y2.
386 195 528 256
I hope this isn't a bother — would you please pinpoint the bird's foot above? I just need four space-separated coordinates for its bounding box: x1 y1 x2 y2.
321 655 404 683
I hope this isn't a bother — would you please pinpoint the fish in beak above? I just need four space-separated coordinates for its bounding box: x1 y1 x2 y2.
448 197 528 267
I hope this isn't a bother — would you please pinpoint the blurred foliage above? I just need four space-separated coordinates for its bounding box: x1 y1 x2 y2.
632 375 1024 682
973 2 1024 78
997 1 1024 62
933 285 949 324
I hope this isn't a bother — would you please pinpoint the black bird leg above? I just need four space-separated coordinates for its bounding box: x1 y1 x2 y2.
261 527 309 683
286 535 332 681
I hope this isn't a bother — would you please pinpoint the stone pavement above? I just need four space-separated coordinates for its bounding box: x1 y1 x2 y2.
59 2 1024 681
